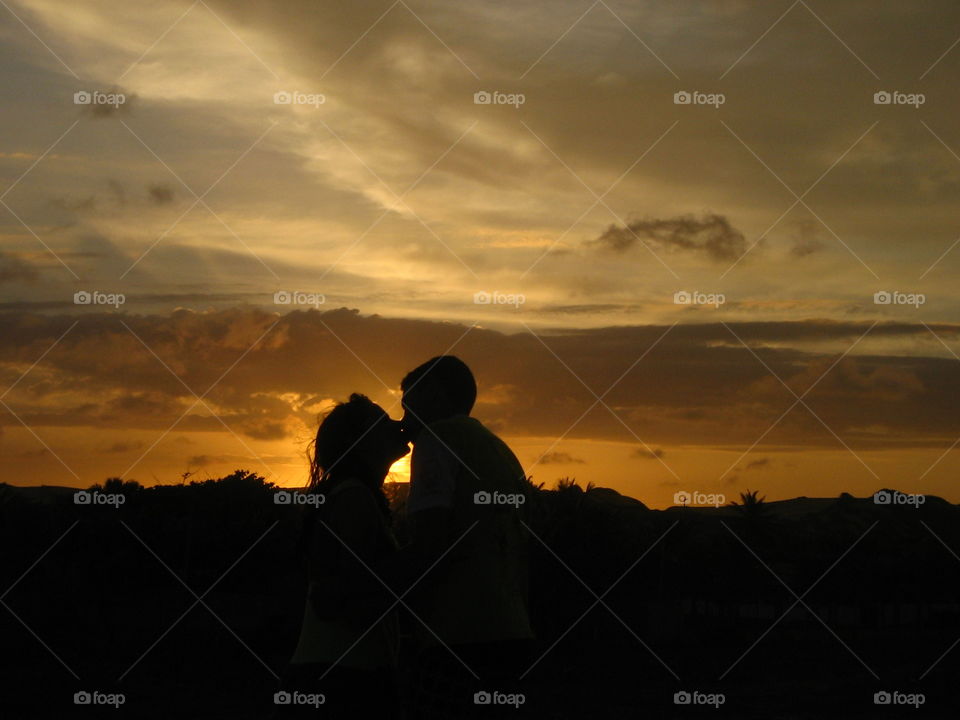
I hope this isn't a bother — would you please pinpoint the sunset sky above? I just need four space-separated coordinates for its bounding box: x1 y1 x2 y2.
2 0 960 508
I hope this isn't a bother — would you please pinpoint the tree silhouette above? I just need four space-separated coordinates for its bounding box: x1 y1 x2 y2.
730 488 767 511
90 477 144 496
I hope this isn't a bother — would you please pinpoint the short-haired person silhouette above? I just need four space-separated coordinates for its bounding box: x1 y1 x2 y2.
399 356 534 718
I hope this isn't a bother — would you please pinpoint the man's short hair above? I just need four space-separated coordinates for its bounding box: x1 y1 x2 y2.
401 355 477 415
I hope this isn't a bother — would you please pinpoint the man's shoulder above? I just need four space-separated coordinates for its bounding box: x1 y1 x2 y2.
424 415 522 476
428 413 480 429
427 414 489 440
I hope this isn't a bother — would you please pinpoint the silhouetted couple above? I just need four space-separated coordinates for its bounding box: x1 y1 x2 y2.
276 356 533 719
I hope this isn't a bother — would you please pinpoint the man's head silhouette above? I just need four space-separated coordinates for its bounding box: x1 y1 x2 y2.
401 355 476 440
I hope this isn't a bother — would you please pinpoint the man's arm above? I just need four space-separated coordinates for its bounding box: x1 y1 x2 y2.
379 432 457 594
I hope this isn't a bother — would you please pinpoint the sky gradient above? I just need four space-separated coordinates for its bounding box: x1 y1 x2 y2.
2 0 960 508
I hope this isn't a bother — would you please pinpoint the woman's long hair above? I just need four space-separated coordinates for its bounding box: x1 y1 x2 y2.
298 394 392 559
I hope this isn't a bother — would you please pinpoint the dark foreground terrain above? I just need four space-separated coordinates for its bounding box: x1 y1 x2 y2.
2 474 958 718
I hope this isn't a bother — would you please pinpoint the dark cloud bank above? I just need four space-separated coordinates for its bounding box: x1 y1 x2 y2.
1 307 957 450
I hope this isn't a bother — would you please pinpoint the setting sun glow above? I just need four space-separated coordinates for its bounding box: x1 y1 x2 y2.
388 452 411 484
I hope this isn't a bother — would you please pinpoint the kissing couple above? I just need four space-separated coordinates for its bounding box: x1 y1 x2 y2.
275 356 534 719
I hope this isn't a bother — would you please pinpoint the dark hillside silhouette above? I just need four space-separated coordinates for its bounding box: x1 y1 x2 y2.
2 475 958 718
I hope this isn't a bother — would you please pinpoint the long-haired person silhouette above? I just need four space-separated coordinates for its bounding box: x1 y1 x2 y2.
276 393 408 719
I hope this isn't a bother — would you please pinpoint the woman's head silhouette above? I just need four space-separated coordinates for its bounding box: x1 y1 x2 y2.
308 393 408 495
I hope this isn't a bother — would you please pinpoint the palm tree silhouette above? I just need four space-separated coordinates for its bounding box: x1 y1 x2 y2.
730 489 771 536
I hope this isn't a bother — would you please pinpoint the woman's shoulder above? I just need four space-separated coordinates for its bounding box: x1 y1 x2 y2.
325 478 381 513
327 477 372 498
321 479 393 544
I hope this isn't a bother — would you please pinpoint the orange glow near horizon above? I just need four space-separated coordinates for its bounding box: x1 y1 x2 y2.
387 452 411 484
